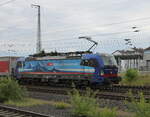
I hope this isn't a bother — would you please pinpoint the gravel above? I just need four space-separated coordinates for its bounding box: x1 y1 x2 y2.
5 104 73 117
29 91 129 110
29 91 70 103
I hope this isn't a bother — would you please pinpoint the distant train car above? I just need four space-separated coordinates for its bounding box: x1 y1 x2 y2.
15 53 121 85
0 56 20 77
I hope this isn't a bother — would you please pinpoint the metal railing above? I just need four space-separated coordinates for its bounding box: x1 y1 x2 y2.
139 66 150 71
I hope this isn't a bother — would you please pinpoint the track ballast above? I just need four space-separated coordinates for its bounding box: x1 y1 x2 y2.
0 104 51 117
25 85 150 102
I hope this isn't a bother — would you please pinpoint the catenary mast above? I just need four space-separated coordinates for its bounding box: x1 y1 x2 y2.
32 4 41 53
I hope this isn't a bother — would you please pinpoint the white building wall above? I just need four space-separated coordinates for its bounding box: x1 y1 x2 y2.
143 50 150 66
139 50 150 71
144 50 150 59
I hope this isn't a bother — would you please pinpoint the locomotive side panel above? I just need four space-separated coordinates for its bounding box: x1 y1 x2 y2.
15 53 121 85
17 59 95 83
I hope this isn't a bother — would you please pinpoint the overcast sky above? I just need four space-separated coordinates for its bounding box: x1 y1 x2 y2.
0 0 150 56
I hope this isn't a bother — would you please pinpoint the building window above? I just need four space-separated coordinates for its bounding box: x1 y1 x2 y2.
146 60 150 68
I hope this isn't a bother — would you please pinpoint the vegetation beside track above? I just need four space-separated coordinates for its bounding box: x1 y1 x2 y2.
0 77 27 102
53 101 71 109
126 92 150 117
69 88 117 117
120 69 150 86
69 88 150 117
1 77 150 117
5 97 72 109
4 98 53 107
0 78 70 108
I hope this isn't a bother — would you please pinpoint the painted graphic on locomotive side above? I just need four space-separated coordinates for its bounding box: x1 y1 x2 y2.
18 59 95 74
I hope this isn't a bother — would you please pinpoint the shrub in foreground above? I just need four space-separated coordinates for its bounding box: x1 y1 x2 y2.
70 88 117 117
70 88 98 116
125 69 139 82
127 93 150 117
0 78 27 102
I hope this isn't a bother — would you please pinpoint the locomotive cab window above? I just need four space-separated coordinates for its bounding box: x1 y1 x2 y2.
16 61 24 68
80 59 98 67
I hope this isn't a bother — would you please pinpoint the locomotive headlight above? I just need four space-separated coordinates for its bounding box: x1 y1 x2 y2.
101 70 104 75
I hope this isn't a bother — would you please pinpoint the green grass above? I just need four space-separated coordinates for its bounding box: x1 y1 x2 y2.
53 101 71 109
87 108 117 117
4 98 53 107
0 78 27 102
120 73 150 86
126 93 150 117
117 110 134 117
5 98 71 109
69 88 117 117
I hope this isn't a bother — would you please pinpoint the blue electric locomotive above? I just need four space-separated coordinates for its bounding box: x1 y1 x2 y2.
15 52 121 85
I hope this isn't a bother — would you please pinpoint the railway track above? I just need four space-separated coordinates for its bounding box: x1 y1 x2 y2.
98 85 150 95
0 104 51 117
26 85 150 102
25 84 150 94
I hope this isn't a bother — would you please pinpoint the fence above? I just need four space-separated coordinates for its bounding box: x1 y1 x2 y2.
139 66 150 71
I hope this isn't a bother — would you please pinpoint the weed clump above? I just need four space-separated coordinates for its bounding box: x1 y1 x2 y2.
53 102 71 109
121 69 139 85
0 78 27 102
125 69 139 82
70 88 117 117
127 93 150 117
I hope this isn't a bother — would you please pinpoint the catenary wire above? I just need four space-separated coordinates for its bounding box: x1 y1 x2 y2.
0 0 17 6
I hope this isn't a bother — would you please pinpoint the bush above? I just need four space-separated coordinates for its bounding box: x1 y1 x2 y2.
120 72 150 86
0 78 27 102
125 69 139 82
127 93 150 117
70 88 117 117
69 88 98 116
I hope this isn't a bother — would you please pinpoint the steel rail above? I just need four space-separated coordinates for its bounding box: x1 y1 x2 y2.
26 85 150 102
25 84 150 95
0 104 51 117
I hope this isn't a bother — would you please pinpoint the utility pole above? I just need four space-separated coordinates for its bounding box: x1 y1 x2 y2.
32 4 41 53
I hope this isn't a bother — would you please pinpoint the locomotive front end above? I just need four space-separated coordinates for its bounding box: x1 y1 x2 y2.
99 54 121 84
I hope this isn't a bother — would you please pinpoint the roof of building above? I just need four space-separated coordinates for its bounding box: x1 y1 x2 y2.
0 56 21 58
112 47 144 55
112 47 144 59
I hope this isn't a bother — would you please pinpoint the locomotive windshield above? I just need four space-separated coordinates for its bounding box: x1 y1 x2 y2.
16 61 25 68
101 54 117 66
80 59 98 67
